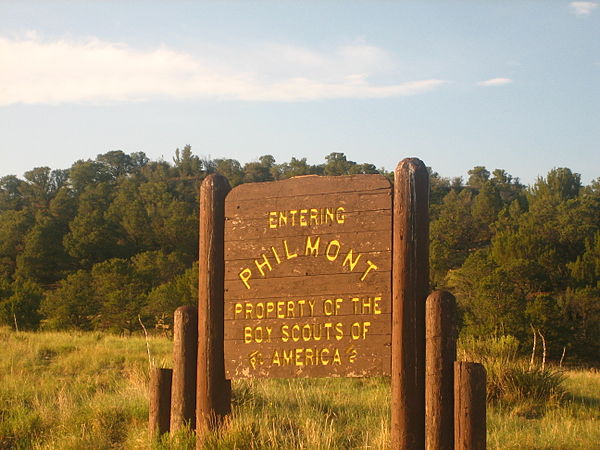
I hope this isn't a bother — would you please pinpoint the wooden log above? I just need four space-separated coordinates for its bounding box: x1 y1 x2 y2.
454 362 487 450
149 368 172 437
391 158 429 449
426 290 457 450
170 305 198 431
196 174 232 443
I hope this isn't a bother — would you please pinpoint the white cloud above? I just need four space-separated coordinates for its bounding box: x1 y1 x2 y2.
569 1 598 16
0 35 447 105
477 78 513 87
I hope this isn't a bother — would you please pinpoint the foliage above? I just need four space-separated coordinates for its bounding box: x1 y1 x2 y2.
459 335 565 405
0 148 597 362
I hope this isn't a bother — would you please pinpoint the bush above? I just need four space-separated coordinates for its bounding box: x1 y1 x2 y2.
459 335 565 405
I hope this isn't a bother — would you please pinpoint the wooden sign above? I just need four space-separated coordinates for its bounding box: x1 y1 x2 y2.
223 174 392 378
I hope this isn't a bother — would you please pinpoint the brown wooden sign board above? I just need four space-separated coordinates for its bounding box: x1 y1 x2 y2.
223 174 392 378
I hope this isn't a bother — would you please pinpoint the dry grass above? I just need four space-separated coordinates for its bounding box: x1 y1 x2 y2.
0 328 598 449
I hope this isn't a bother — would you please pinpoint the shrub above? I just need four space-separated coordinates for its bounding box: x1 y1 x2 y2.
459 335 565 405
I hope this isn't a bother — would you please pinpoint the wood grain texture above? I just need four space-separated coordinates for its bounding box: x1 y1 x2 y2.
426 291 457 450
149 368 172 437
224 174 392 379
170 305 198 432
391 158 429 449
454 362 487 450
196 174 231 441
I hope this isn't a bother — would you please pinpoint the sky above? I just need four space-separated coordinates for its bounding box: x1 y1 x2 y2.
0 1 598 185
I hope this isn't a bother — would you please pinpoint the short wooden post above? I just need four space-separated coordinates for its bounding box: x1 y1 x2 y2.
171 305 198 431
196 174 231 444
454 362 486 450
392 158 429 449
426 290 457 450
149 368 173 437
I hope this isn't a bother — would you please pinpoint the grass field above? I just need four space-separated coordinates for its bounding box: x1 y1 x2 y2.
1 328 598 449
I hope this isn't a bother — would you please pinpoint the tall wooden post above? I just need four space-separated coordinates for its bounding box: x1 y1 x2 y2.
426 291 457 450
454 362 487 450
149 368 173 437
392 158 429 449
196 174 231 444
171 305 198 431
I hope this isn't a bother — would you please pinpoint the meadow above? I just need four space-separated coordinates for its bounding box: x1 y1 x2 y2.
1 328 598 449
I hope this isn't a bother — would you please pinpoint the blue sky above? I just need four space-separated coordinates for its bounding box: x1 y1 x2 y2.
0 1 598 184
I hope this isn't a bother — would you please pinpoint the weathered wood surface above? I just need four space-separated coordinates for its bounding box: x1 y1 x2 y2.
226 174 390 199
391 158 429 449
170 305 198 432
196 174 231 439
149 368 172 437
224 174 392 379
426 291 457 450
454 362 487 450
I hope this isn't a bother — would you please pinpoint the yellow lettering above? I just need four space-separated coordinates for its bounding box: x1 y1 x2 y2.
335 323 344 341
305 236 321 256
272 350 281 366
342 249 362 271
278 211 288 227
333 349 342 365
255 302 265 319
295 348 304 366
299 209 308 226
286 301 295 318
271 246 282 264
254 254 273 277
244 326 252 344
234 303 243 318
335 207 345 224
325 208 334 224
268 211 278 229
320 348 330 365
305 348 314 365
283 240 298 259
309 208 319 225
239 268 252 289
326 240 341 261
362 297 372 314
374 296 382 314
289 210 298 226
360 260 378 281
291 324 301 342
281 325 289 342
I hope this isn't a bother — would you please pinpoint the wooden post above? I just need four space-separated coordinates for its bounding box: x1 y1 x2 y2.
426 290 457 450
454 362 487 450
392 158 429 449
171 305 198 432
149 368 173 437
196 174 231 444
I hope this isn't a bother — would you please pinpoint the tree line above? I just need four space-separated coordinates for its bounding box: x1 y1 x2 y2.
0 148 598 362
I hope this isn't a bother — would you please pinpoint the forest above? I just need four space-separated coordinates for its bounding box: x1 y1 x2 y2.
0 147 598 363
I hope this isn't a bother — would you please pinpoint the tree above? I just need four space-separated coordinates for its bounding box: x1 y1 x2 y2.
91 258 146 333
430 189 477 286
63 183 121 267
173 145 202 177
211 159 244 186
0 279 43 330
40 270 98 330
467 166 490 189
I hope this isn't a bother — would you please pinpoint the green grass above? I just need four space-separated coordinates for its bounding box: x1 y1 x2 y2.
0 328 598 449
